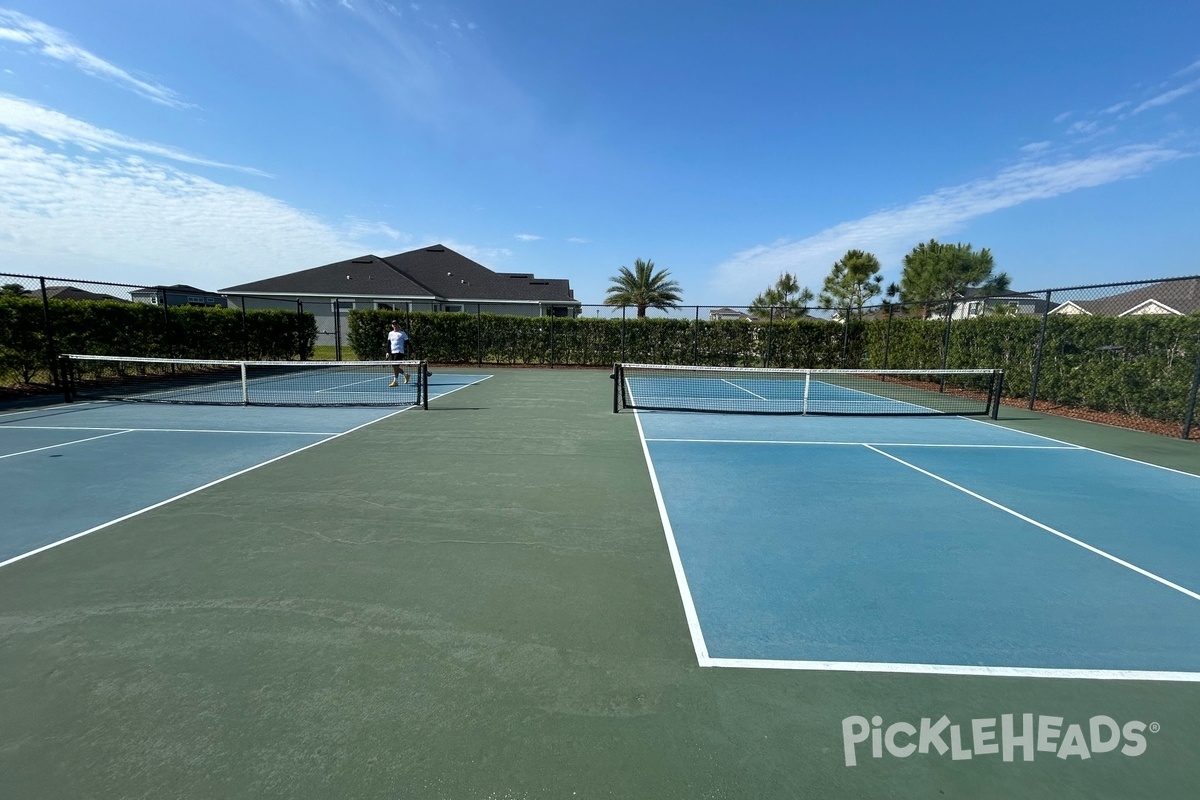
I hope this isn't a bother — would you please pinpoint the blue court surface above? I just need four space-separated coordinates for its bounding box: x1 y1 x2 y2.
633 409 1200 681
0 373 490 567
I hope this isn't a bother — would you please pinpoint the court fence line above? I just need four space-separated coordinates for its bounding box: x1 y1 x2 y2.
2 271 1198 439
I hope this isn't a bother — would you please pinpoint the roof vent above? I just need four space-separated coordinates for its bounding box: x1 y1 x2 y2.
426 246 445 252
530 281 550 285
351 258 373 264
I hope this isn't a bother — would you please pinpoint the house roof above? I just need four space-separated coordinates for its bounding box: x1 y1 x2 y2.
132 284 217 294
1050 278 1200 316
45 285 128 302
220 244 578 305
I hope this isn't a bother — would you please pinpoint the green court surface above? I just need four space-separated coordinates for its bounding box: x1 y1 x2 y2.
1 368 1198 799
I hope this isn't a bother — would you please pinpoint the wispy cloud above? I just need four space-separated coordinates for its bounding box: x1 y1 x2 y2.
0 132 399 288
710 59 1199 304
707 145 1185 303
0 9 187 108
514 233 542 241
0 95 269 175
1132 76 1200 115
566 237 589 244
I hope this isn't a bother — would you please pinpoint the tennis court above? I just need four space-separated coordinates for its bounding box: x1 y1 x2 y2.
2 365 1198 798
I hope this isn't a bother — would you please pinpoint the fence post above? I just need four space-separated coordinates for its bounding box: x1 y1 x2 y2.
333 298 342 361
296 299 305 360
549 311 555 368
160 287 172 358
840 308 851 368
240 296 249 360
1182 340 1200 439
882 303 894 370
765 306 775 368
620 306 627 363
693 306 699 365
38 278 60 388
477 303 483 367
1028 289 1052 410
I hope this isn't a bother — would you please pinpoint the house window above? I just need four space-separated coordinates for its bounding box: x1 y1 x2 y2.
968 301 983 316
443 304 464 313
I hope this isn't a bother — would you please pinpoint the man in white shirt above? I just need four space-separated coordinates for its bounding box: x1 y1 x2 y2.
386 321 410 386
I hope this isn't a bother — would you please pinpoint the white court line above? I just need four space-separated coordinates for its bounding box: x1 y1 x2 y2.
644 437 1080 449
314 375 398 393
863 443 1200 604
636 414 1200 680
965 415 1200 479
0 425 337 435
632 409 711 664
0 407 413 571
719 378 769 401
705 657 1200 682
0 429 133 460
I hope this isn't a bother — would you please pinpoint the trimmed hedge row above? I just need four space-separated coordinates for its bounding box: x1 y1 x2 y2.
0 296 317 385
346 308 1200 425
4 297 1194 426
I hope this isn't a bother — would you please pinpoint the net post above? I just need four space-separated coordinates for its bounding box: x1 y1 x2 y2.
802 370 811 415
240 363 249 404
990 369 1004 419
422 361 429 410
611 363 620 413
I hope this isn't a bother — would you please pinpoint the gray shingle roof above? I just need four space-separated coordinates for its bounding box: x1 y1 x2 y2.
220 245 578 304
1052 278 1200 316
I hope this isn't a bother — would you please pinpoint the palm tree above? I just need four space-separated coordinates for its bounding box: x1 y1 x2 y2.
604 258 682 317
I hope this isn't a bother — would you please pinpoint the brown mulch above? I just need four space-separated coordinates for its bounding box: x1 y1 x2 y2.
998 395 1198 440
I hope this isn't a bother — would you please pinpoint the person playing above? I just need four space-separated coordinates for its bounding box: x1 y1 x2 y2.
386 320 410 386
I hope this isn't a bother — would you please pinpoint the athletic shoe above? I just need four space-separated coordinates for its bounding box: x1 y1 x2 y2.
403 374 410 384
388 380 397 387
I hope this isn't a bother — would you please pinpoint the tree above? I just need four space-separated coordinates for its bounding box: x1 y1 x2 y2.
818 250 883 320
1 283 29 297
750 272 814 319
603 258 682 317
896 240 1010 317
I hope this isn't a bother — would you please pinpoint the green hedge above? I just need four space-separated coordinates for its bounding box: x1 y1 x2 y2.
347 308 1200 427
0 296 316 387
8 296 1193 427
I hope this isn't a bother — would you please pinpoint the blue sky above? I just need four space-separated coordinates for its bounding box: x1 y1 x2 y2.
1 1 1198 307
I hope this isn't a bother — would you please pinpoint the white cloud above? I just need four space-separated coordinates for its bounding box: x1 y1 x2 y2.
706 145 1184 304
514 233 542 241
0 9 187 108
0 95 269 176
0 133 386 289
1132 76 1200 115
566 237 589 244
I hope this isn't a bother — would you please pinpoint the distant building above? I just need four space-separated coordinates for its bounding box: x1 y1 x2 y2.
1050 278 1200 317
709 307 751 321
221 244 582 346
44 285 128 302
131 284 225 307
931 290 1053 320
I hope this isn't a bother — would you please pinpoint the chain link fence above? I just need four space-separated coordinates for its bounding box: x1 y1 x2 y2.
2 271 1198 439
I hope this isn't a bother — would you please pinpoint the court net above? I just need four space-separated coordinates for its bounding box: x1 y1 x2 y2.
613 363 1003 417
61 354 428 408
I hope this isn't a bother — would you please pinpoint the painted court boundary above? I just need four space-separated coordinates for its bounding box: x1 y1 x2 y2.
0 375 491 571
632 410 1200 683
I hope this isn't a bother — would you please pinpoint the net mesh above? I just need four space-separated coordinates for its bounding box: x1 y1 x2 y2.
62 355 427 407
614 363 1002 417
